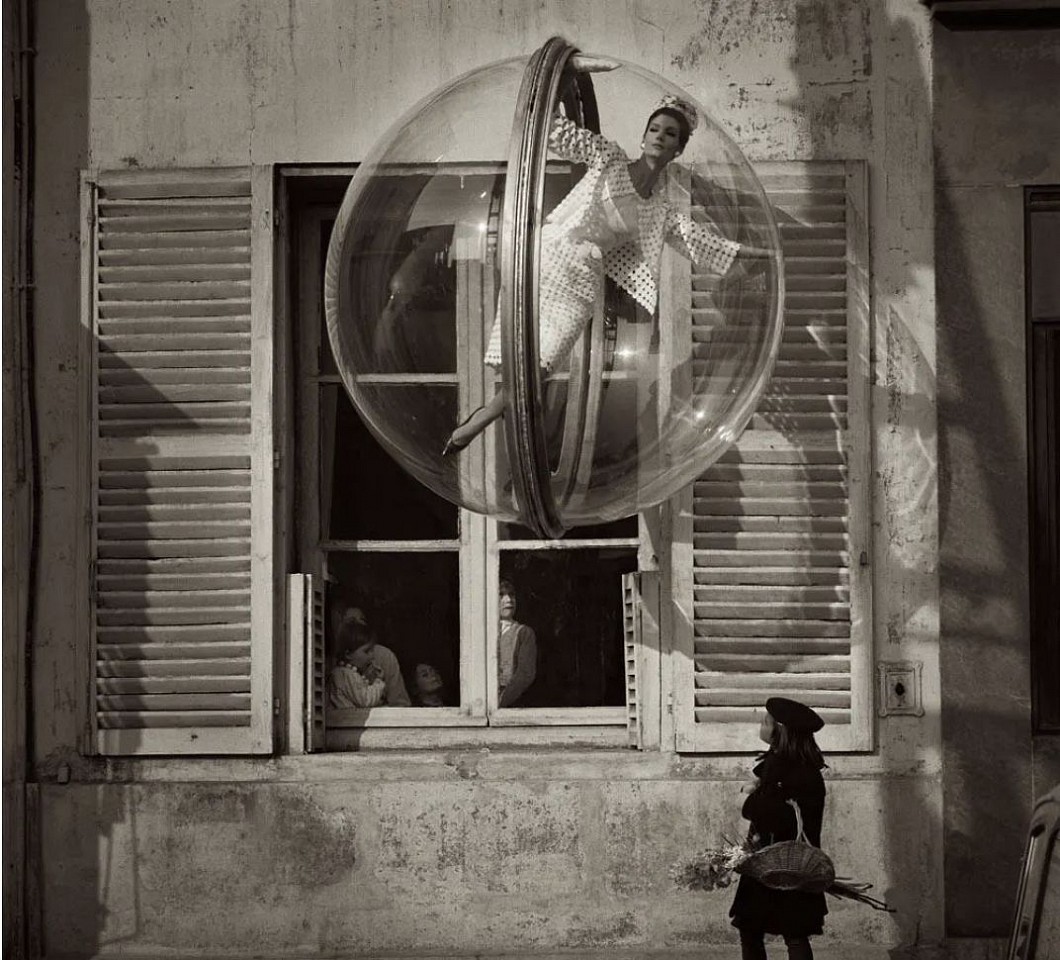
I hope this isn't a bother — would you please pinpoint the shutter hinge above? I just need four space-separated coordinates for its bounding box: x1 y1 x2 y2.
667 692 674 715
273 698 281 718
860 550 869 567
273 450 281 470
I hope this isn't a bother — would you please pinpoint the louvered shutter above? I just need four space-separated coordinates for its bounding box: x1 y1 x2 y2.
622 573 643 749
307 576 326 751
673 161 872 753
286 573 326 752
84 167 275 755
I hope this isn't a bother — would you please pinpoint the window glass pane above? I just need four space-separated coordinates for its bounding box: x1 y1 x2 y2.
1030 208 1060 319
326 552 460 708
323 385 459 540
497 547 636 707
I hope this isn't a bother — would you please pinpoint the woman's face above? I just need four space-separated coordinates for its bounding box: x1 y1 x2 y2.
641 113 684 166
499 588 516 621
758 711 775 745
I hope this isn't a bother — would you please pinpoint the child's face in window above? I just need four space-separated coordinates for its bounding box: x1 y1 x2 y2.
499 589 516 620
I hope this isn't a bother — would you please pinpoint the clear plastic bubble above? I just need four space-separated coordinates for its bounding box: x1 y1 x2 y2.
325 41 783 536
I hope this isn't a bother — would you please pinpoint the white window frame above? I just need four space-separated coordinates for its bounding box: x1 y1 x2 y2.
281 167 640 751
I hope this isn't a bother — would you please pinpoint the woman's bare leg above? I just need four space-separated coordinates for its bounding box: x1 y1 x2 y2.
443 389 507 454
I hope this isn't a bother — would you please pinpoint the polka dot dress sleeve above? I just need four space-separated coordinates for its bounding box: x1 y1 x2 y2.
665 208 741 276
548 113 618 166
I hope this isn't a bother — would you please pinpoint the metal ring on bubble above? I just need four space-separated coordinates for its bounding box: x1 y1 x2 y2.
499 35 578 539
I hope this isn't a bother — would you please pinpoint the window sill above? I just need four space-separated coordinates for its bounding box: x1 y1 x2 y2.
325 723 629 751
327 707 485 728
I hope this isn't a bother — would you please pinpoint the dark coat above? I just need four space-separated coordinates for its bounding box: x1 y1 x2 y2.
729 752 829 936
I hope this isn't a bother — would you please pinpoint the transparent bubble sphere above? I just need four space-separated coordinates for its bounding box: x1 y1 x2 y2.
325 38 783 538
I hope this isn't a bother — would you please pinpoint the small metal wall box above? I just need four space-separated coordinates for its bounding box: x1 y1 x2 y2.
876 660 924 717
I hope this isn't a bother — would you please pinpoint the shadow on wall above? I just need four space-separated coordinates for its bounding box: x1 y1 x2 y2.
27 0 117 956
791 3 962 956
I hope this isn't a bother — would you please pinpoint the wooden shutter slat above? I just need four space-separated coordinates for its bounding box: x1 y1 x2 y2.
87 167 273 755
99 281 251 301
696 671 851 690
696 653 850 672
97 608 251 626
696 689 850 708
101 333 251 351
99 229 252 251
98 711 251 729
100 213 251 233
99 246 251 266
99 173 252 200
97 624 251 644
97 677 252 694
99 590 250 608
97 648 250 668
696 602 849 620
100 317 250 335
100 385 252 404
99 264 252 284
100 489 250 507
694 618 850 640
99 505 251 522
100 401 250 419
97 693 252 711
102 197 252 213
97 573 250 591
99 298 251 319
703 463 847 482
695 706 851 725
97 540 252 560
695 567 849 586
697 480 846 499
694 550 849 567
696 585 849 602
100 459 249 479
696 635 851 652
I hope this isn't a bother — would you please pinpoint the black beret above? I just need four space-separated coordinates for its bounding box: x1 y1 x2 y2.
766 696 824 733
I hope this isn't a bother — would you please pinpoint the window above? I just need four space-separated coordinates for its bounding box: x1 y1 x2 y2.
286 171 637 750
1027 187 1060 733
81 161 875 756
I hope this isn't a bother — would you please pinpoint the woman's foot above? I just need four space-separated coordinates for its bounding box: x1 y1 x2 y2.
441 431 470 458
441 392 508 458
442 406 486 457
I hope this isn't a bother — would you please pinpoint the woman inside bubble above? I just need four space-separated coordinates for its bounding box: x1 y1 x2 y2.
442 55 771 456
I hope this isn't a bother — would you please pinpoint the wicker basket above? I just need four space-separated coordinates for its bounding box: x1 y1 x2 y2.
737 799 836 893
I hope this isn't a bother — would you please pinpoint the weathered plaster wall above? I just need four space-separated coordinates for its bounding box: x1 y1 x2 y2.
29 0 942 956
934 21 1060 939
39 755 939 957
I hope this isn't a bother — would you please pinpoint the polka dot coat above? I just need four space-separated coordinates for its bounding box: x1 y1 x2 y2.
485 114 741 372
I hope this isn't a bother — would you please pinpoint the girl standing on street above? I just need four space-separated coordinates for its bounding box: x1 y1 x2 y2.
730 697 829 960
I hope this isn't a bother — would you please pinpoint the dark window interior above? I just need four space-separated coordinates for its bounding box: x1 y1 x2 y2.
1027 187 1060 733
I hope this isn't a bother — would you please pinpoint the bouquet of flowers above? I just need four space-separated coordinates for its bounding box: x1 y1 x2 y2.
671 839 894 912
669 839 754 892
